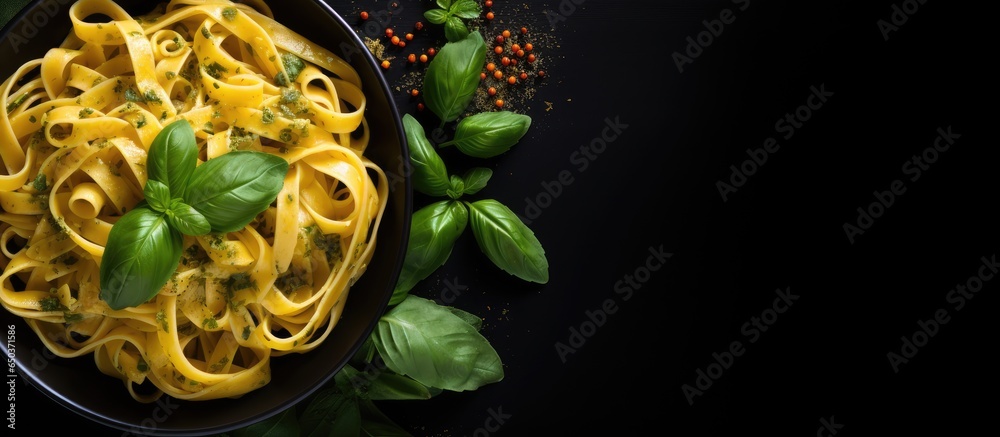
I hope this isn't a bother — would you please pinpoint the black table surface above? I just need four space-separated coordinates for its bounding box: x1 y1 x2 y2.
2 0 994 435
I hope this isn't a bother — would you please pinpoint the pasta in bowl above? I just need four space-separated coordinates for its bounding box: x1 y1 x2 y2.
0 0 408 433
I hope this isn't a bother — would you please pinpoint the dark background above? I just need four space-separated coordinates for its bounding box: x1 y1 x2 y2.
3 0 994 435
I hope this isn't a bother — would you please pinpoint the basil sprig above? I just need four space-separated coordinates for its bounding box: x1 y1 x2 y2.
99 120 289 310
423 0 482 42
393 112 548 303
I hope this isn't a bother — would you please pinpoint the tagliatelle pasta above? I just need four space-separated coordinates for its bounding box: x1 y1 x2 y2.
0 0 388 401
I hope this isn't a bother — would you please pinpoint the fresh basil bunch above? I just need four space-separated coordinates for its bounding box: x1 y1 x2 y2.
423 0 482 42
393 30 548 301
393 112 549 303
99 120 288 310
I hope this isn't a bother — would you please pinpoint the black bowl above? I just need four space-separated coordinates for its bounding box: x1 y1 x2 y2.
0 0 410 434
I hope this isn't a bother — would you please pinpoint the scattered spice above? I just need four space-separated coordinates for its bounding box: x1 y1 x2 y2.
353 0 558 114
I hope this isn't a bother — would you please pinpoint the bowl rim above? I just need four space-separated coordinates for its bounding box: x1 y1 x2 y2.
0 0 411 434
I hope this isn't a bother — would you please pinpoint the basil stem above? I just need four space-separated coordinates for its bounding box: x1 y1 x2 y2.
391 200 469 303
403 114 450 197
466 199 549 283
184 151 289 233
99 205 183 310
440 111 532 158
423 31 487 123
147 119 197 196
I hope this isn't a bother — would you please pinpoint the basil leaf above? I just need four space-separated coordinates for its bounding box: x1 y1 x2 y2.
460 168 492 195
436 0 453 9
450 0 481 19
366 372 433 401
423 9 448 25
143 179 171 213
166 198 210 236
447 306 483 330
372 296 503 391
231 406 300 437
444 111 532 158
299 388 361 437
446 174 464 200
358 399 413 437
184 151 289 233
99 206 183 310
467 199 548 283
392 200 468 297
444 16 470 42
423 31 486 122
148 119 197 195
402 114 450 197
388 286 409 307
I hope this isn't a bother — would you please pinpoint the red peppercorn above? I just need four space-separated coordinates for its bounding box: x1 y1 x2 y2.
527 53 536 63
360 11 369 20
427 47 437 56
381 60 390 69
488 87 497 96
385 28 393 38
494 46 503 54
485 0 493 7
420 54 429 63
407 54 416 63
486 12 495 20
415 21 424 31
